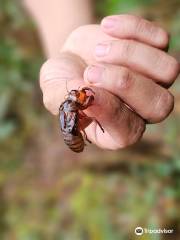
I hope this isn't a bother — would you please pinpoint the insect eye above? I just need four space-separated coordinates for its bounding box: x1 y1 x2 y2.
70 90 76 95
76 92 80 97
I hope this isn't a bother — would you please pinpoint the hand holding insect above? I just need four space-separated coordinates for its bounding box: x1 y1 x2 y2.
40 15 180 150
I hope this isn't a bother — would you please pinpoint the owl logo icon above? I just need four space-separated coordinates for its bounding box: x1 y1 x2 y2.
135 227 144 236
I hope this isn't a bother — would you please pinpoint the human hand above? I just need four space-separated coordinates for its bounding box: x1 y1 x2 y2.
40 15 179 150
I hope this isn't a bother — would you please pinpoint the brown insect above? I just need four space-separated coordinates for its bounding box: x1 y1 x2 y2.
59 87 104 153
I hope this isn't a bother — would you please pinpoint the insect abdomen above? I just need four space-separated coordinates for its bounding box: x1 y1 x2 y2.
63 132 84 153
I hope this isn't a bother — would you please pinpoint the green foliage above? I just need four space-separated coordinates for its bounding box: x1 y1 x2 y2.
0 0 43 164
96 0 155 16
97 0 180 52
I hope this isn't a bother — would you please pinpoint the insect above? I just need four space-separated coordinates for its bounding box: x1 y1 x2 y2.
59 87 104 153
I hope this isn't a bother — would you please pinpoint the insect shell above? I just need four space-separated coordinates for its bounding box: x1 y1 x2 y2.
59 87 104 153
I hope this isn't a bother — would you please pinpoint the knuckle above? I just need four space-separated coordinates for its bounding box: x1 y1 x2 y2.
63 25 97 54
167 58 180 82
134 16 147 33
122 15 143 33
119 120 145 148
113 109 145 149
40 59 62 115
40 59 56 88
116 67 132 90
132 15 169 47
69 25 87 39
156 55 179 85
133 16 154 37
129 118 146 145
43 93 52 112
121 40 136 60
127 15 141 27
164 92 174 116
151 91 174 123
118 135 132 149
66 26 84 45
43 93 57 115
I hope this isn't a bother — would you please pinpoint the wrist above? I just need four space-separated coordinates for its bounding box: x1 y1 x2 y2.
23 0 94 57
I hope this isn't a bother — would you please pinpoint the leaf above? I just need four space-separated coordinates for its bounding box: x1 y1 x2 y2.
0 91 12 120
0 121 16 140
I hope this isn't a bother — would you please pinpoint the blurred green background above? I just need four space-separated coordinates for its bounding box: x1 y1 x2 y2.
0 0 180 239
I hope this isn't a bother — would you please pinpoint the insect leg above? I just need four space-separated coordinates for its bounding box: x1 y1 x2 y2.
93 118 105 133
79 111 104 133
80 95 94 110
82 129 92 144
81 87 95 95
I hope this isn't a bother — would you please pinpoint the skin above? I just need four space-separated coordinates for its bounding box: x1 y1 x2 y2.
23 0 93 57
23 2 180 150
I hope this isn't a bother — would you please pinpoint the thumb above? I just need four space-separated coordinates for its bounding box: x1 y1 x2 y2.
62 24 115 65
40 53 86 115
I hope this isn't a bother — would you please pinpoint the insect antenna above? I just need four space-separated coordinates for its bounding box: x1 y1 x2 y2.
62 79 70 100
64 79 71 99
65 79 70 94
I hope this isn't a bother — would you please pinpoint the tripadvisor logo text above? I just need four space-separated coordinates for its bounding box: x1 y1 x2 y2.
135 226 173 236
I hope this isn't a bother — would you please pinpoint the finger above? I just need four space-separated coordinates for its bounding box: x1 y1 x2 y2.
84 87 146 150
84 64 174 123
40 54 87 115
95 40 180 86
101 15 169 49
40 56 145 150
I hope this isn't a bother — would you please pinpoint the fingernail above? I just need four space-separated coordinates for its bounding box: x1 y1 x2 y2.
95 43 110 57
85 65 104 84
101 17 117 29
